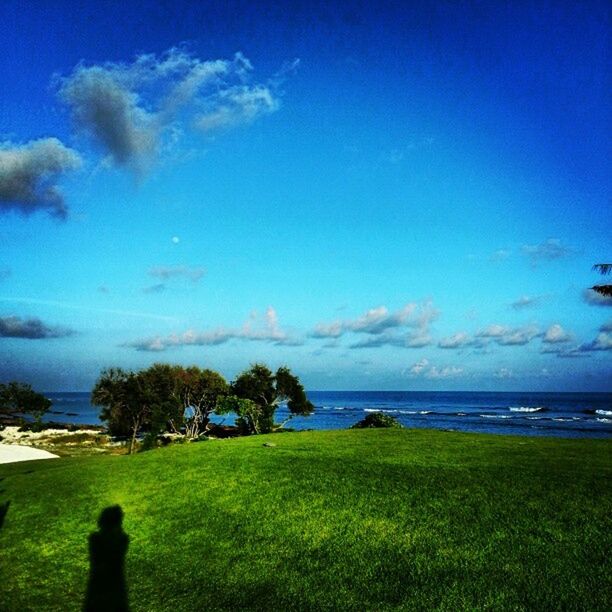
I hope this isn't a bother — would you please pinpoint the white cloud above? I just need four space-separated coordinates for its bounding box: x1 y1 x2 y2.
496 325 540 346
0 138 81 218
476 324 509 338
542 324 571 344
313 301 439 350
589 331 612 351
477 324 540 346
407 358 463 379
438 332 473 349
313 301 439 340
125 306 300 351
494 367 513 379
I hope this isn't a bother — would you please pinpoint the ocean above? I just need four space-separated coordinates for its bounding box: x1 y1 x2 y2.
43 390 612 438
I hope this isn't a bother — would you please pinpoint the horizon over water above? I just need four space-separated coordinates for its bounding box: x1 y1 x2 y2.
43 390 612 439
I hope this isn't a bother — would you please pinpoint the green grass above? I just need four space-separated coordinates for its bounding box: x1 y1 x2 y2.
0 429 610 611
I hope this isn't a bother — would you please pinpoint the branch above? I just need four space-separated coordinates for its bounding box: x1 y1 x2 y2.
593 263 612 275
592 284 612 297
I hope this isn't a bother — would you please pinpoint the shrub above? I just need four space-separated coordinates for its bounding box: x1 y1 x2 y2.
351 412 403 429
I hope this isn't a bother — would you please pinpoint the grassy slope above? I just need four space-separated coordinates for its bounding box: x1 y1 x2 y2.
0 429 610 611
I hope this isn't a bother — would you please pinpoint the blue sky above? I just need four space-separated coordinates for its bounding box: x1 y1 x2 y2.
0 1 610 391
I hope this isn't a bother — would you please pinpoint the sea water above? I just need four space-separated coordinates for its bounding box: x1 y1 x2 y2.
43 390 612 438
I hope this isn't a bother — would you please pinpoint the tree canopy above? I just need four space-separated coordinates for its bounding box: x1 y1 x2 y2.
92 364 230 451
0 382 51 420
92 362 312 449
226 364 314 434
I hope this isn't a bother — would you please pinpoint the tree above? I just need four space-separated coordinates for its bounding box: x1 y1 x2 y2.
228 364 313 434
92 368 152 454
174 367 229 438
0 382 51 421
592 263 612 297
92 364 229 449
139 364 183 436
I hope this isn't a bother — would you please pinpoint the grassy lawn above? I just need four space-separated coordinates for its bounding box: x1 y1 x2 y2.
0 429 610 611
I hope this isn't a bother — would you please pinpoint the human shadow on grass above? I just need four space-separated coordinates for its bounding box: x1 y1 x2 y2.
84 505 130 612
0 500 9 530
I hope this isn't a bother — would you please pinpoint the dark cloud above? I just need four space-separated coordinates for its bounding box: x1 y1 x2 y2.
0 316 74 339
0 138 81 218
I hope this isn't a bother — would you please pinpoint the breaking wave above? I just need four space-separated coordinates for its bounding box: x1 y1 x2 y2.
509 406 547 413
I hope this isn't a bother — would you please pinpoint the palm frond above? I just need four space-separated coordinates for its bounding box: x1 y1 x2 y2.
592 284 612 297
592 263 612 275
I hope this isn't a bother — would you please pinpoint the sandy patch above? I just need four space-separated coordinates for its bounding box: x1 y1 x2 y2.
0 426 101 445
0 444 59 464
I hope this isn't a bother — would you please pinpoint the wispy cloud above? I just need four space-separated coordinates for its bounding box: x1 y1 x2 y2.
510 295 543 310
521 238 574 266
0 296 178 322
489 248 511 262
0 315 74 339
149 265 205 282
125 306 301 351
142 283 166 294
58 47 292 174
0 138 81 218
407 358 463 379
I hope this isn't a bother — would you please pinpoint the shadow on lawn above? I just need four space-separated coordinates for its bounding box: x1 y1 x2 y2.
0 500 9 530
84 505 130 612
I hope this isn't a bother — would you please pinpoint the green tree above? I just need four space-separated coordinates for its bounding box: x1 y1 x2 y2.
92 368 153 454
175 367 229 438
0 382 51 421
228 364 313 434
140 363 183 436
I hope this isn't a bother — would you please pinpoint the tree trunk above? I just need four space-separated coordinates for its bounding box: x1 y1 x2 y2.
128 415 140 454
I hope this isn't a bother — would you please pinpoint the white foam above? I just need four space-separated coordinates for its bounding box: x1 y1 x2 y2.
596 417 612 423
509 406 545 413
595 409 612 416
480 414 512 419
